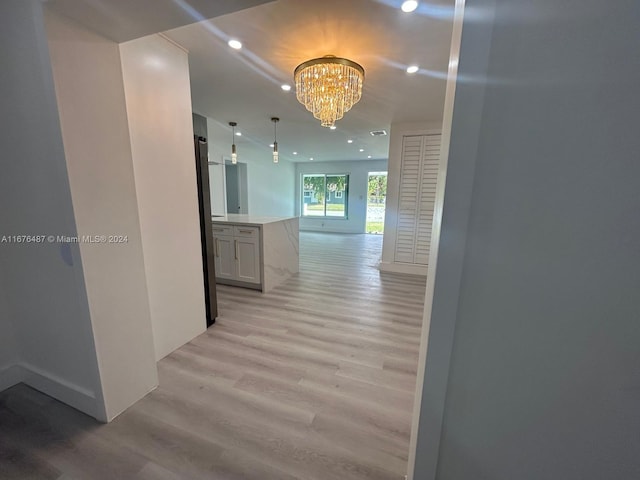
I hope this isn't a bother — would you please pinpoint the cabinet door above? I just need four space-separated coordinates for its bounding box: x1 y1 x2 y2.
235 236 261 284
213 235 234 280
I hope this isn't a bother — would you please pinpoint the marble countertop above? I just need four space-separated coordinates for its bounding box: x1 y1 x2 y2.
211 214 298 226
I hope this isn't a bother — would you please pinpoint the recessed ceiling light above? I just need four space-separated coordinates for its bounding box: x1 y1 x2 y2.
281 84 292 91
401 1 419 13
228 39 242 50
309 157 314 161
406 65 420 74
347 139 353 143
235 131 242 136
293 151 298 155
269 143 274 148
329 125 337 130
359 148 364 152
368 155 372 159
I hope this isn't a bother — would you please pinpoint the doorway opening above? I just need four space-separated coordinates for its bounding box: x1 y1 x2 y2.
224 161 248 214
366 171 387 234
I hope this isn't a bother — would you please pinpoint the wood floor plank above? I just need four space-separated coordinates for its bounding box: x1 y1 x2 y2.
0 232 426 480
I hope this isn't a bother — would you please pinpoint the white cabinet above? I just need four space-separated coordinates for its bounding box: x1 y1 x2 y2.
212 225 234 280
212 224 261 287
212 216 299 292
234 226 260 284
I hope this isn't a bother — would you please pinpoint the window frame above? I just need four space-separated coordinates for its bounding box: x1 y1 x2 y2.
301 173 349 219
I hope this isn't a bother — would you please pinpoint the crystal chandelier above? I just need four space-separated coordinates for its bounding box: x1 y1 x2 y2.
294 55 365 128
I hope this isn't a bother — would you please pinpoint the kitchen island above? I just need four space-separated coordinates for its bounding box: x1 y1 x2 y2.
211 215 299 292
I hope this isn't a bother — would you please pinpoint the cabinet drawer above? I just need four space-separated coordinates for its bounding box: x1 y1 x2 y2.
234 225 259 238
212 225 233 236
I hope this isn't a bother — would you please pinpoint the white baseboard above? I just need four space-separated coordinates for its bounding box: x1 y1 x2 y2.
379 261 428 276
0 362 100 420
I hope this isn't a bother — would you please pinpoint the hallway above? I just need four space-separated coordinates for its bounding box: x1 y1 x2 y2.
0 233 427 480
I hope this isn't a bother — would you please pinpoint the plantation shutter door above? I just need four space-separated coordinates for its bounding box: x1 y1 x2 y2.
394 136 422 263
414 133 442 265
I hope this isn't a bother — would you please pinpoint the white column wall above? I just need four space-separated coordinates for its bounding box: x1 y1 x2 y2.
45 10 159 421
120 34 207 361
0 0 103 417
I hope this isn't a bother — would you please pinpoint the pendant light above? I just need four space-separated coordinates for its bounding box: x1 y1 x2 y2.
229 121 238 164
271 117 279 164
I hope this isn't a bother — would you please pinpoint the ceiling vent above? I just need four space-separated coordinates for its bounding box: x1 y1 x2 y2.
370 129 388 136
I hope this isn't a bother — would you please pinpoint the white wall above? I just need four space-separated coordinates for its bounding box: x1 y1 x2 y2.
247 157 296 217
45 10 159 421
207 121 296 217
208 163 227 215
0 0 104 417
414 0 640 479
205 122 228 215
295 160 388 234
120 34 207 361
0 273 20 391
381 121 442 275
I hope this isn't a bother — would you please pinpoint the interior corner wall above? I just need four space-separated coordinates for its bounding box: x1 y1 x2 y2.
380 121 442 273
415 1 640 479
120 34 207 361
45 9 159 421
295 159 388 234
0 0 103 417
0 273 20 392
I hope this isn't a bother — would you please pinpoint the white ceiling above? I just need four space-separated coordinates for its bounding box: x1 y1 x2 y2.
46 0 274 43
164 0 455 163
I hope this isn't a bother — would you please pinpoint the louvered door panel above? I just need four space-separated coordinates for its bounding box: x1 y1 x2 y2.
394 136 422 263
415 134 441 265
395 133 442 266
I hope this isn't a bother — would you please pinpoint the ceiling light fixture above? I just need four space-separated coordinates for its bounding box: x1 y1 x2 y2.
401 1 419 13
359 148 364 152
228 39 242 50
235 131 242 136
368 155 372 159
347 139 353 144
293 151 298 155
309 157 314 161
329 126 337 130
271 117 279 164
229 122 238 164
406 65 420 74
281 84 292 91
294 55 364 128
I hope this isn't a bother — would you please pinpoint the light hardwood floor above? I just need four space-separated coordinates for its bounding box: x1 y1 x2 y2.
0 232 427 480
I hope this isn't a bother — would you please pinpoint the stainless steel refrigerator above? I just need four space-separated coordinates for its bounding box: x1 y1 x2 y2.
194 135 217 327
